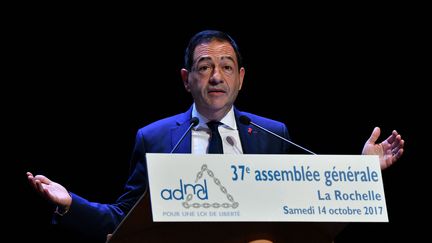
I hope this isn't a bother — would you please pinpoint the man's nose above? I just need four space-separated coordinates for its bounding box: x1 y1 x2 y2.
209 67 223 84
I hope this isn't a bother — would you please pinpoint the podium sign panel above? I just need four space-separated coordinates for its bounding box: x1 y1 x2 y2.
146 154 388 222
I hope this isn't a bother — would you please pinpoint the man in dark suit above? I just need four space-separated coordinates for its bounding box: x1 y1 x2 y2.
27 30 405 242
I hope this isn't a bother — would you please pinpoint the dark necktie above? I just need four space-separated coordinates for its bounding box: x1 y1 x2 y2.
207 121 223 154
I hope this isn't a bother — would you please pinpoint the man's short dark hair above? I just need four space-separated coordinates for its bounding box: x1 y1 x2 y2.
184 30 243 71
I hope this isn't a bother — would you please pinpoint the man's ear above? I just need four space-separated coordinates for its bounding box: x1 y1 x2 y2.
181 68 190 92
238 67 245 90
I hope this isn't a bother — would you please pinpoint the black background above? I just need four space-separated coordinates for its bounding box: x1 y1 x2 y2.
8 4 427 242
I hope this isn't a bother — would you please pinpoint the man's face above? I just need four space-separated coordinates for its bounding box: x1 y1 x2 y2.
182 40 245 120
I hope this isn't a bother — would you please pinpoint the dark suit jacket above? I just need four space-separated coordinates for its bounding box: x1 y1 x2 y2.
55 107 291 241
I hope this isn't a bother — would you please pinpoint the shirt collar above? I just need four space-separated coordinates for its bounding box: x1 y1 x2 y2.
192 103 237 130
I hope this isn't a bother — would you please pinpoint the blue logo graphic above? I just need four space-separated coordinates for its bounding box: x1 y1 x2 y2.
160 179 208 200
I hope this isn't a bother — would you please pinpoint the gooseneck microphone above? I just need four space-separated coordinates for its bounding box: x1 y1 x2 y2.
170 117 200 153
239 115 316 155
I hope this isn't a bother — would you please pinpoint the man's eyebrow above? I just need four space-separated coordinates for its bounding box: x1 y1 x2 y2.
220 56 235 63
195 56 235 63
195 56 212 64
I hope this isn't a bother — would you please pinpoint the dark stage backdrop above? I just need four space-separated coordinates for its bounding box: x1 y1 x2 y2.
9 6 425 243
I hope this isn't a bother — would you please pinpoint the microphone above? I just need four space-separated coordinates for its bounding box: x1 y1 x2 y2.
226 136 242 154
239 115 316 155
170 117 199 153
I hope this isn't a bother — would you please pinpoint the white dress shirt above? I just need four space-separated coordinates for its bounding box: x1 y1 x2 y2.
191 104 244 154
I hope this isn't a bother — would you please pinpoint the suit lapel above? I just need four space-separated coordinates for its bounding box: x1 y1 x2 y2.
171 107 193 153
235 109 260 154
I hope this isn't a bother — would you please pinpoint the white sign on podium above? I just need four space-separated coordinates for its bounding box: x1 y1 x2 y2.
146 154 387 222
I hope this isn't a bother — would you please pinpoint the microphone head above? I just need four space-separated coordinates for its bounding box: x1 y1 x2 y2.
239 115 251 125
190 117 199 127
226 136 236 146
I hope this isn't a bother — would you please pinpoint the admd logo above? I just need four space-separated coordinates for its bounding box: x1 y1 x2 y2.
160 164 239 209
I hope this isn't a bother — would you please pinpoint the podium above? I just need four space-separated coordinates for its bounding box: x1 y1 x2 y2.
107 192 346 243
107 153 388 242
